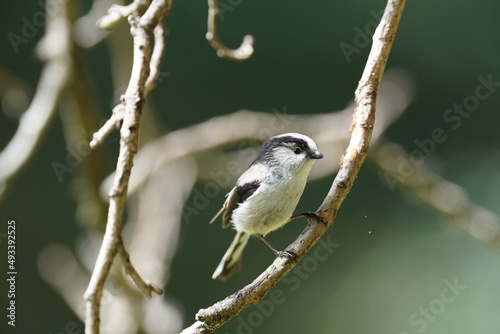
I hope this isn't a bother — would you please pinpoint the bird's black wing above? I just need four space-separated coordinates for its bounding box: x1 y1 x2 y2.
209 180 261 228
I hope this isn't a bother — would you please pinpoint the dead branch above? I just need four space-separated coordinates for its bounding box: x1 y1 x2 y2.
0 0 72 201
83 1 172 333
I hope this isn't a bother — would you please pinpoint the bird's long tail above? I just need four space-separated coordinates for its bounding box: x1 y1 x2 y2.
212 231 250 280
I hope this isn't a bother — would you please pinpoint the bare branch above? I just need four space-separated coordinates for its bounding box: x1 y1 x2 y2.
206 0 254 60
370 139 500 250
128 157 198 287
180 0 407 333
84 1 172 333
74 0 117 47
145 22 167 93
117 237 164 298
316 0 405 224
89 113 118 149
90 0 171 149
97 0 150 30
38 243 90 319
0 0 72 201
99 67 413 200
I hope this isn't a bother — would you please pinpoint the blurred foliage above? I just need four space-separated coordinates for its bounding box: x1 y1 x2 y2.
1 0 499 333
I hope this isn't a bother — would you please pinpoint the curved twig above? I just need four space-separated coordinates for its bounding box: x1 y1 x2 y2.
206 0 254 60
180 0 407 333
145 21 168 93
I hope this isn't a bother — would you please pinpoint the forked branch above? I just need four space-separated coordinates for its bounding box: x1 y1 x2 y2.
83 1 172 333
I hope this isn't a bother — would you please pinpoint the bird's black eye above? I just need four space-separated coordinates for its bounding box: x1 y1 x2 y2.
292 146 302 154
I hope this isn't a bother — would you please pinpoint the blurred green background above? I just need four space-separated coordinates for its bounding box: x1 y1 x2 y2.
1 0 500 333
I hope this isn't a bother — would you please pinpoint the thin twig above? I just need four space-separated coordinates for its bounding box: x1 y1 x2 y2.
180 0 407 333
74 0 116 47
117 237 164 298
145 22 167 93
89 113 117 149
84 1 172 333
206 0 254 60
0 0 72 201
97 0 151 30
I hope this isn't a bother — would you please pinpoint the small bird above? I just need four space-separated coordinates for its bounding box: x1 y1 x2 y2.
210 133 323 280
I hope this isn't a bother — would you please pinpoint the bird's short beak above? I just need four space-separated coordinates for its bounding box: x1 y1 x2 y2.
310 151 324 159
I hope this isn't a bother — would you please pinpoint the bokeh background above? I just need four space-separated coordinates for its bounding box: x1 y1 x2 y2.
1 0 500 333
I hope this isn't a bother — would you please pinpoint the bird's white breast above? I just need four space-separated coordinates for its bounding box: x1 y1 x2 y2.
231 163 313 236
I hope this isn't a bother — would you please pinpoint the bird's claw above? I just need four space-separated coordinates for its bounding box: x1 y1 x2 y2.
274 249 297 260
291 211 327 226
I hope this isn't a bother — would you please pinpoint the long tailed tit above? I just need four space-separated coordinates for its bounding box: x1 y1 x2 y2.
210 133 323 280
